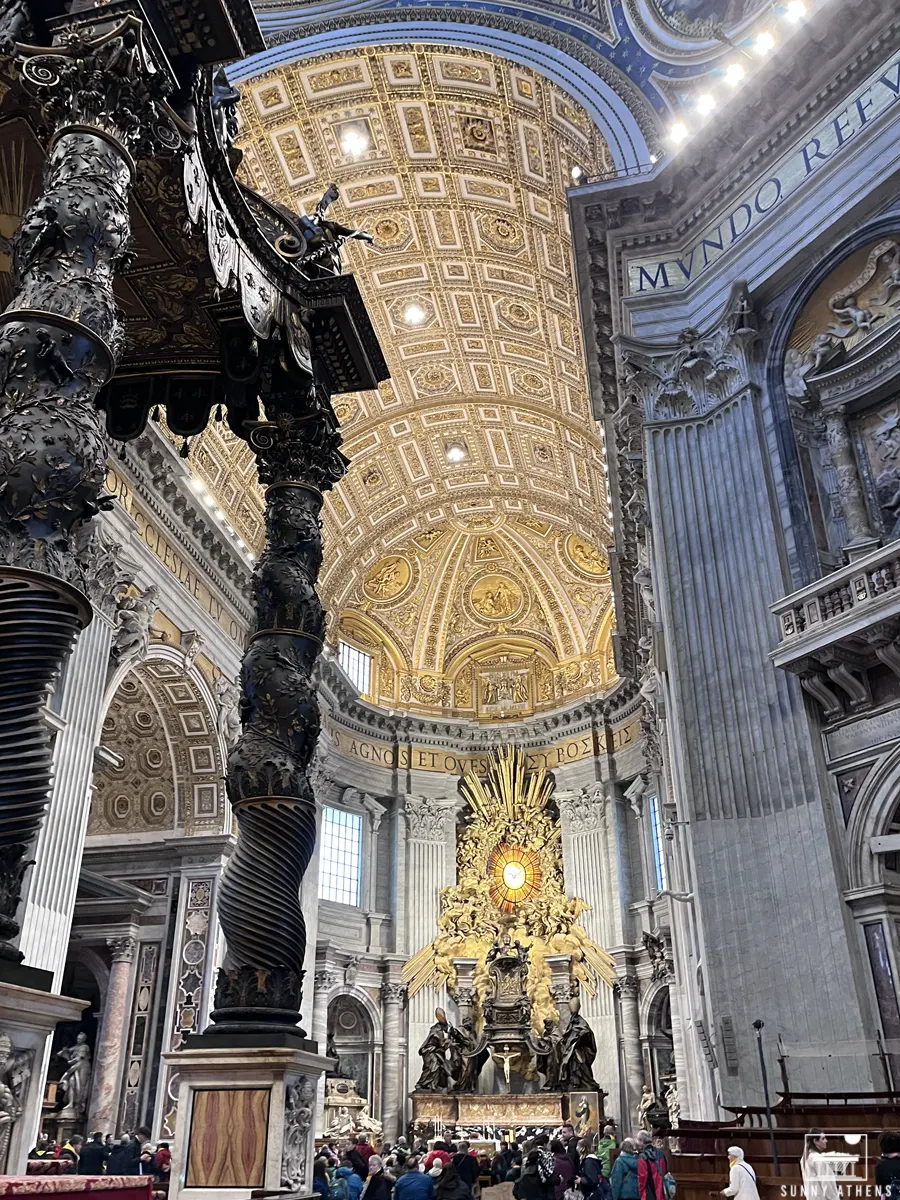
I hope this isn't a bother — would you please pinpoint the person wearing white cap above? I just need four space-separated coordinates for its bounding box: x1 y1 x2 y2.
722 1148 760 1200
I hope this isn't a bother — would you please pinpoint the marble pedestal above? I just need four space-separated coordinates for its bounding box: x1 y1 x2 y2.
164 1038 329 1200
0 979 88 1174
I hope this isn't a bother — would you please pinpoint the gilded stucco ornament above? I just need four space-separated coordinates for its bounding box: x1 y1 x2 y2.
403 745 615 1033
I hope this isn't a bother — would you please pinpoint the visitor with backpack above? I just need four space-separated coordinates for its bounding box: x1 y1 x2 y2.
876 1133 900 1200
721 1147 758 1200
315 1157 332 1200
610 1139 639 1200
334 1160 366 1200
635 1134 672 1200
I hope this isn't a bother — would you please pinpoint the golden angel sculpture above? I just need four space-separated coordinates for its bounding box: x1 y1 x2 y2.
403 745 615 1032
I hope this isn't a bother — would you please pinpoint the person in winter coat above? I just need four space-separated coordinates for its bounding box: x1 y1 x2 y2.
610 1140 640 1200
347 1145 371 1181
335 1162 366 1200
435 1162 474 1200
596 1129 618 1181
552 1141 576 1200
313 1157 332 1200
396 1159 435 1200
722 1147 759 1200
635 1137 668 1200
515 1152 548 1200
77 1132 108 1175
362 1155 394 1200
107 1137 138 1175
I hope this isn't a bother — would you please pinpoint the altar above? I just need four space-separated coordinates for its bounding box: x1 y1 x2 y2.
403 748 614 1136
411 1089 604 1136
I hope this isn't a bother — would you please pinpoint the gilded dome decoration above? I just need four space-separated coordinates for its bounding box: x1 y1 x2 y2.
188 46 616 718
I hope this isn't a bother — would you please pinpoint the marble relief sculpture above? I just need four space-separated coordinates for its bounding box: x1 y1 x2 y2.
0 1035 31 1170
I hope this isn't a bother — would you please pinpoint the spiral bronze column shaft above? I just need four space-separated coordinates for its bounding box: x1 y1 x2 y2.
0 17 181 963
211 398 346 1036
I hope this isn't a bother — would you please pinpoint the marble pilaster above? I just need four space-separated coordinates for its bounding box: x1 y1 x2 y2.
557 783 619 1100
17 611 114 982
380 981 405 1144
87 937 136 1134
617 976 643 1128
312 968 338 1134
403 795 457 1096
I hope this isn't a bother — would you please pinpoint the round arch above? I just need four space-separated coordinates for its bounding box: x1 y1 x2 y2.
92 643 228 837
846 740 900 892
228 22 653 173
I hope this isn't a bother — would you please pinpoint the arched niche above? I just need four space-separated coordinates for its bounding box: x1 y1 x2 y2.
328 993 377 1107
640 983 674 1099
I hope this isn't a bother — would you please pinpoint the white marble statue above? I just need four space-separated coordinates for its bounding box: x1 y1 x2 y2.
56 1032 91 1117
356 1104 383 1137
638 1083 656 1132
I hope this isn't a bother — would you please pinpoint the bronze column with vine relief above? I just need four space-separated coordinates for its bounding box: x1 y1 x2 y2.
210 357 348 1035
0 8 183 967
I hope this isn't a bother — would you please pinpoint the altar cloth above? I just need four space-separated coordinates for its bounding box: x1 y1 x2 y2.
0 1179 153 1198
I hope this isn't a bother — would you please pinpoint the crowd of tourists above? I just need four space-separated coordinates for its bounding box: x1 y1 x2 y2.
314 1124 675 1200
28 1128 172 1180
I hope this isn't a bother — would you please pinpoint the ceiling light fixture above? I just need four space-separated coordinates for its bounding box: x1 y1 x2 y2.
669 123 688 145
755 30 775 54
570 164 584 182
404 302 426 326
446 441 467 463
785 0 806 18
650 153 659 164
696 93 716 116
724 62 745 86
340 127 369 158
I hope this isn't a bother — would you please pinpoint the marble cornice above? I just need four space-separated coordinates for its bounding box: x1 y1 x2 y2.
577 1 893 247
317 657 640 751
117 426 254 623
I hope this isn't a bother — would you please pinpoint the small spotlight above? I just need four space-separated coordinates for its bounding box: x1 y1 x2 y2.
844 1135 862 1147
570 164 584 182
785 0 805 18
404 302 426 326
725 62 745 85
214 506 223 518
340 127 369 157
755 30 775 54
446 441 467 463
696 93 716 116
189 479 206 495
237 538 246 549
668 122 688 144
649 153 659 164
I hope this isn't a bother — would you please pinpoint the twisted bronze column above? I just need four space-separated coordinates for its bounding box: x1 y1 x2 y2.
210 385 348 1035
0 11 181 963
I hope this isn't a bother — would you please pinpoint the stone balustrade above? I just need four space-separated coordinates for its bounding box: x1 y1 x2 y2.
771 539 900 673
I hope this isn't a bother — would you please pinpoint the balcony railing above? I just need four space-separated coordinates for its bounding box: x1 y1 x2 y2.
771 539 900 672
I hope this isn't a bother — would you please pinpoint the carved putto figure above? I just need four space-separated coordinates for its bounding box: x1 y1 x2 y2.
112 586 159 661
827 296 875 338
214 674 241 746
56 1031 91 1117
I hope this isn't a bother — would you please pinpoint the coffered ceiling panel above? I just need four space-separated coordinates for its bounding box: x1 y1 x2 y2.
191 44 616 719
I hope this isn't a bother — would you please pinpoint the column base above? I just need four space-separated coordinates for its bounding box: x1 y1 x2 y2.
0 980 88 1174
164 1038 329 1200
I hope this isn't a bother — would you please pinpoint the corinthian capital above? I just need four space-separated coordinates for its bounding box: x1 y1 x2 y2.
107 936 137 964
404 794 455 840
557 782 608 833
16 9 185 155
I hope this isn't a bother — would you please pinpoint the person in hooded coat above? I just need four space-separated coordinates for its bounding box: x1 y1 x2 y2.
722 1147 760 1200
610 1140 640 1200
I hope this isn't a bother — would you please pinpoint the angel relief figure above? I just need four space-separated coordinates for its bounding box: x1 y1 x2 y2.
827 296 876 338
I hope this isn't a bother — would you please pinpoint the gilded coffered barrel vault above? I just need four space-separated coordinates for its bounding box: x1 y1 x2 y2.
191 46 615 719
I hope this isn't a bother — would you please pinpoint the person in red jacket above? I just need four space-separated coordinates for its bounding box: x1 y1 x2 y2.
357 1136 377 1164
635 1134 667 1200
